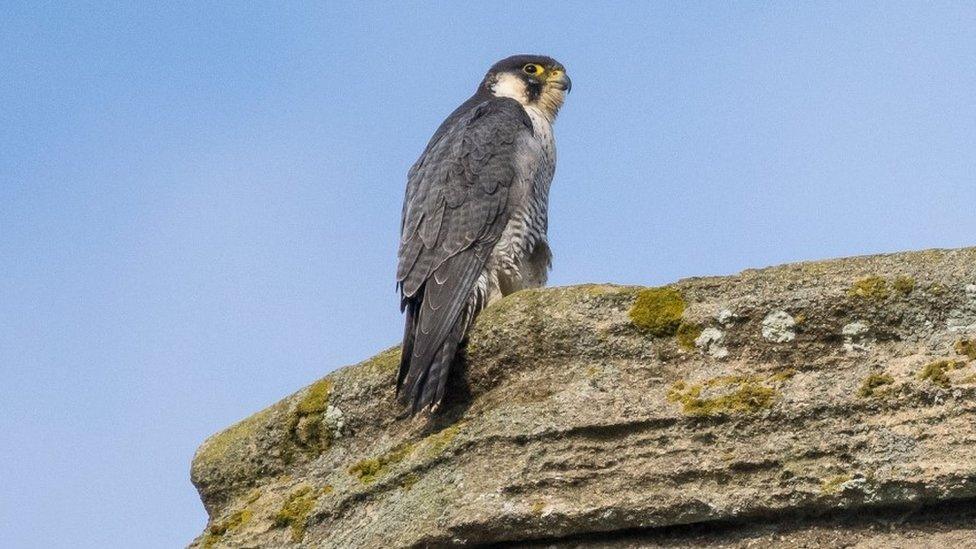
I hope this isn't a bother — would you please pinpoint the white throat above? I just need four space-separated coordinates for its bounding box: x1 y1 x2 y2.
490 72 529 105
489 72 562 125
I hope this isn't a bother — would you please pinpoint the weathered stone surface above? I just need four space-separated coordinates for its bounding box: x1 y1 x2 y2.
190 247 976 548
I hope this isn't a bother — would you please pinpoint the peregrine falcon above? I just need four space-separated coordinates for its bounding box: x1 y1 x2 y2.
396 54 571 414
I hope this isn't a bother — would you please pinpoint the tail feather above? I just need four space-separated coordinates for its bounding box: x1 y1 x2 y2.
405 355 432 414
396 295 420 395
419 318 465 412
397 298 468 415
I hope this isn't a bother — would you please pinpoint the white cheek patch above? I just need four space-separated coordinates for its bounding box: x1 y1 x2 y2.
491 73 528 104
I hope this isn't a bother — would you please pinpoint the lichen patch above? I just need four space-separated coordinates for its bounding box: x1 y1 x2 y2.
716 309 735 325
947 284 976 333
842 322 872 353
695 327 728 358
762 311 796 343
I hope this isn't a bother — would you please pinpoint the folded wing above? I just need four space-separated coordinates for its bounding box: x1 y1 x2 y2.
396 98 535 412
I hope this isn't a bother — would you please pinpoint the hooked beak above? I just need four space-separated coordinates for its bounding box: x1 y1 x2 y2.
547 69 572 93
556 73 572 93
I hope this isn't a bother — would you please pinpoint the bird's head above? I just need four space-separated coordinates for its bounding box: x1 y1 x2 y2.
482 54 571 121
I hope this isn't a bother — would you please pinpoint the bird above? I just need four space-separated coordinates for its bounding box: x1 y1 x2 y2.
395 54 571 414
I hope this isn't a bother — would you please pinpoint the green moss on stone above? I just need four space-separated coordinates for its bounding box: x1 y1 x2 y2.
858 373 895 398
893 276 916 295
956 339 976 360
195 405 278 471
347 423 464 484
629 287 685 336
211 508 253 536
348 443 415 484
667 377 777 417
296 379 333 416
359 346 401 375
274 486 320 542
422 423 463 457
848 276 890 301
768 369 797 383
287 379 335 457
919 359 967 388
530 500 546 516
676 322 703 350
821 474 853 495
400 473 420 491
203 506 254 547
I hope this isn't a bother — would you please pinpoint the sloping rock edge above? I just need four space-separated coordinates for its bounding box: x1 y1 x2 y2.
189 246 976 548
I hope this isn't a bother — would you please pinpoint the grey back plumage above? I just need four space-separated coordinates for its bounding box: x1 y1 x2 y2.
396 97 535 412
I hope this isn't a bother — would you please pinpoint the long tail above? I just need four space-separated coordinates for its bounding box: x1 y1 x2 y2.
396 295 420 394
397 292 469 415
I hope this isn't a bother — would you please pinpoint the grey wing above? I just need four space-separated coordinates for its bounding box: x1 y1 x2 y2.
396 98 534 411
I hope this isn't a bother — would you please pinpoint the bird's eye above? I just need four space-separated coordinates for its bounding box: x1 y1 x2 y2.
522 64 541 75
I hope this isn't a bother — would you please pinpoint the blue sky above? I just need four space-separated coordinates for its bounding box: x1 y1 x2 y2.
2 2 975 547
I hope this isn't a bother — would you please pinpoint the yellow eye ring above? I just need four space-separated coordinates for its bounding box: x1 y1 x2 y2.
522 63 542 75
